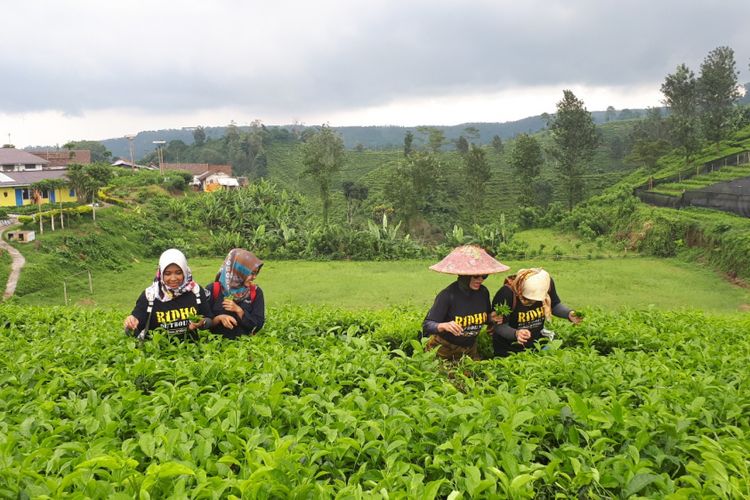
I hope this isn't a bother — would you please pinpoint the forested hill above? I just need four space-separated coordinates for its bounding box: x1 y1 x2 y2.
101 109 649 159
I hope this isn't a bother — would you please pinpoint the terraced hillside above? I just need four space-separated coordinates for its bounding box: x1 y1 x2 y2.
265 121 639 225
651 164 750 196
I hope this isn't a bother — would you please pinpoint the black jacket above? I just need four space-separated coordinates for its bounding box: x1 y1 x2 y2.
205 282 265 339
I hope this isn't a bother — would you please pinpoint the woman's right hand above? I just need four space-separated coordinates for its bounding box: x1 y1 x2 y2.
515 329 532 345
222 299 241 315
124 315 139 331
214 314 238 329
438 321 463 336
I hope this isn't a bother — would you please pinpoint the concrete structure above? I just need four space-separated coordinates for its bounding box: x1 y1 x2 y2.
6 230 36 243
193 171 241 192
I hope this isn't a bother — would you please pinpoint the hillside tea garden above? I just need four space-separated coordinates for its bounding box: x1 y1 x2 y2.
0 304 747 498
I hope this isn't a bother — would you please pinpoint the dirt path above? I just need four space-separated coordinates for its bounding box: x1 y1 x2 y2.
0 219 26 300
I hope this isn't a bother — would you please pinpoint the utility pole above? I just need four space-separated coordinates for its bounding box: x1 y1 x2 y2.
126 134 136 170
153 140 166 174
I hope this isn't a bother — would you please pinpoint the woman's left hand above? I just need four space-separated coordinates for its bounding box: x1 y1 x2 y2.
569 311 582 324
214 314 238 328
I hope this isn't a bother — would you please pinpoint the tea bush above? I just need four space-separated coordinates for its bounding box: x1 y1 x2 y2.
0 304 747 497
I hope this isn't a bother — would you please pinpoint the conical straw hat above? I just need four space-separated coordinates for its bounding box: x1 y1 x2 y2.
429 245 510 275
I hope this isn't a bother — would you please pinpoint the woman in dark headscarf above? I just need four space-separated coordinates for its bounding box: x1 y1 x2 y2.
206 248 266 339
422 245 509 361
124 248 212 340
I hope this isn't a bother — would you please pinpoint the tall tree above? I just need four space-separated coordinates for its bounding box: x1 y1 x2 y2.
384 152 441 229
698 46 741 150
403 130 414 157
491 135 504 154
193 126 206 146
302 125 345 225
548 90 599 211
342 181 369 225
225 121 249 175
661 64 701 167
463 126 480 144
508 133 544 203
462 144 491 221
605 106 617 122
247 119 269 178
609 136 624 160
455 135 469 154
417 126 445 153
254 151 268 178
623 108 668 171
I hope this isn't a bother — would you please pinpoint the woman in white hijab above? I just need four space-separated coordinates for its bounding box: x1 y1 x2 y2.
124 248 213 340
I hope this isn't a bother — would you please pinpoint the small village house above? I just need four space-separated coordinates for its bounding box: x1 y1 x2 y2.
162 162 242 191
0 148 77 207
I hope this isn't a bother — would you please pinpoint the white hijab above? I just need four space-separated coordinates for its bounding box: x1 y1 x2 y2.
145 248 198 302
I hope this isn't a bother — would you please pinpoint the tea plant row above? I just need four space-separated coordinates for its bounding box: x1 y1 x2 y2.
0 305 747 498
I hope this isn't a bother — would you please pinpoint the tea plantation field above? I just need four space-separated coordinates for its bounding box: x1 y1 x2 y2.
0 304 748 498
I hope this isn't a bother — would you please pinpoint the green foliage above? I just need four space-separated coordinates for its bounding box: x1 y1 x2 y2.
192 126 206 146
650 164 750 196
416 126 446 153
107 169 193 197
63 140 113 162
462 144 491 221
302 125 346 225
491 135 504 154
342 181 369 225
661 64 701 165
517 202 570 230
66 163 114 203
1 305 748 497
560 188 641 240
560 183 750 279
384 152 449 231
698 46 742 148
549 90 601 210
403 130 414 157
509 134 544 203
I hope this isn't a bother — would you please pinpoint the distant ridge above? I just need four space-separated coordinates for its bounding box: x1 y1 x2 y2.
99 109 649 160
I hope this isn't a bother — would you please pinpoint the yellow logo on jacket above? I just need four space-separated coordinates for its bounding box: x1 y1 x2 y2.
517 306 545 324
454 312 487 327
155 307 198 324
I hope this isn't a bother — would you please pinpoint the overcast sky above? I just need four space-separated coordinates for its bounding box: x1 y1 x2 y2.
2 0 749 148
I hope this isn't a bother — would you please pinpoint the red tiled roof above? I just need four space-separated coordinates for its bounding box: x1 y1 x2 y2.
32 150 91 166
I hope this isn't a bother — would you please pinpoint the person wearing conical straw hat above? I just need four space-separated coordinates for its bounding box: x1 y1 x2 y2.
422 245 510 361
490 268 582 357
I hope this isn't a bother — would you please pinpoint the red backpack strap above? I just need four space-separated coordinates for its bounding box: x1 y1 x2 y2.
249 284 257 303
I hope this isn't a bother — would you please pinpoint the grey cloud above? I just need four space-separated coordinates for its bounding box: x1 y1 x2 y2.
1 0 748 117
